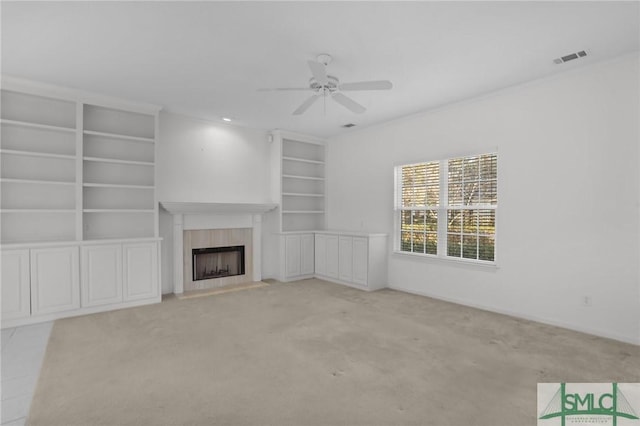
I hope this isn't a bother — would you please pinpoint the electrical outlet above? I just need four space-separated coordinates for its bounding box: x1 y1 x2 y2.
582 296 592 307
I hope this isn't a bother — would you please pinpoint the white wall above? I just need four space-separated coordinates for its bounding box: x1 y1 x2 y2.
157 113 274 293
326 54 640 344
157 112 272 204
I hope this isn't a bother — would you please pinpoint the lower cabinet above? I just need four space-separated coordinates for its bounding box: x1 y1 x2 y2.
81 244 123 307
1 249 31 321
300 234 314 276
338 236 353 282
315 232 387 291
325 235 339 279
274 231 387 291
314 234 326 275
83 241 159 305
1 239 161 328
123 242 159 301
285 235 301 278
280 233 315 281
31 246 80 315
352 237 369 285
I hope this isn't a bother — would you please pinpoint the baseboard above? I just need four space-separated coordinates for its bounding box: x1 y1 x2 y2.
386 284 640 346
1 296 162 329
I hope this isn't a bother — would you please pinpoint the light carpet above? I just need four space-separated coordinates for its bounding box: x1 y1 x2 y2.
28 279 639 426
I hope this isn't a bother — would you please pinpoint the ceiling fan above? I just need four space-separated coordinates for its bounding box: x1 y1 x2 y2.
260 54 393 115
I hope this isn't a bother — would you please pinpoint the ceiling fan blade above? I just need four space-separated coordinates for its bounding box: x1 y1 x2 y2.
307 60 328 85
292 94 320 115
257 88 312 92
339 80 393 91
332 92 365 114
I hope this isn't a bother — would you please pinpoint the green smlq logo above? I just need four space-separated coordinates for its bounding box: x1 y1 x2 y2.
539 383 639 426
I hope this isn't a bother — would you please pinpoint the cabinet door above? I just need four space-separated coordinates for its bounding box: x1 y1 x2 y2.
352 237 369 286
338 236 353 282
325 235 339 279
31 246 80 315
285 235 301 278
300 234 315 275
81 244 123 308
1 249 31 320
314 234 326 275
123 242 159 301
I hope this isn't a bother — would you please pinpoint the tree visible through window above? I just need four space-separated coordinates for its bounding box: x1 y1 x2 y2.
396 153 497 262
399 161 439 254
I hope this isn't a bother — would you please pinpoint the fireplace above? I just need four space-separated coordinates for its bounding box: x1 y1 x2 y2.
192 246 245 281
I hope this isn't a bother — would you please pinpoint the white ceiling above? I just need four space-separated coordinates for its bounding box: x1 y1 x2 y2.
2 1 639 138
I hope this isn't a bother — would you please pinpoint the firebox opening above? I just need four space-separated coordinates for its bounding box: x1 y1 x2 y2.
192 245 245 281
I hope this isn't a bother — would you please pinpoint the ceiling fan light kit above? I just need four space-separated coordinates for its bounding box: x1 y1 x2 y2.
262 53 393 116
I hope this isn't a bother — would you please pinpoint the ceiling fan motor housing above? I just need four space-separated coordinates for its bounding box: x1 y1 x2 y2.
310 76 339 94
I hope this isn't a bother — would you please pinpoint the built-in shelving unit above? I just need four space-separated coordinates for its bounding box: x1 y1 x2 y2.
1 90 78 244
0 82 160 245
1 78 162 329
81 104 156 241
278 133 326 232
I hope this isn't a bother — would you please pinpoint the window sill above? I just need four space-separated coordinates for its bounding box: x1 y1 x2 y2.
392 250 499 269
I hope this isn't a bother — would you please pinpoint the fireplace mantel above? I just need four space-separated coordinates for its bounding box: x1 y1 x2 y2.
160 202 277 215
160 201 277 294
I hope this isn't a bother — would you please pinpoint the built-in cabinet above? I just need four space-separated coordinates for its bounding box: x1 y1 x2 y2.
122 242 159 301
278 231 387 290
1 249 30 320
0 77 162 328
30 246 80 315
81 244 123 307
269 131 326 281
278 233 315 281
271 131 326 232
314 231 388 291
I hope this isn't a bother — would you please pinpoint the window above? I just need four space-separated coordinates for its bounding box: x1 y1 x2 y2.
395 153 497 263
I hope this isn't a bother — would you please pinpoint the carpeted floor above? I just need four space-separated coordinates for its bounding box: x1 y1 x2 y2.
28 278 639 426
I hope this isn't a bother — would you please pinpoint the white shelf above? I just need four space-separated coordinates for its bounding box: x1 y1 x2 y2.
282 156 325 165
278 136 326 233
282 210 325 214
1 85 158 244
83 130 154 144
0 119 76 133
282 174 325 181
83 156 154 166
282 193 325 197
83 209 154 213
0 178 75 186
83 183 154 189
1 209 75 213
0 149 76 160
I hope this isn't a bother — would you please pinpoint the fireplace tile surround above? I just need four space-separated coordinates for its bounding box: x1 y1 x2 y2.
160 202 277 295
184 228 252 292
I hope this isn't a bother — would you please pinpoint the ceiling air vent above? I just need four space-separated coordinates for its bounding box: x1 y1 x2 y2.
342 123 356 128
553 50 587 65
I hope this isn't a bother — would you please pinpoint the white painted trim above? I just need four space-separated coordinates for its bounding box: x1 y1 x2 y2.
326 53 640 144
0 237 162 250
169 211 266 294
272 129 325 146
1 75 162 114
160 202 277 215
252 214 262 281
314 275 372 292
173 214 184 294
1 295 161 329
386 284 640 346
391 250 499 269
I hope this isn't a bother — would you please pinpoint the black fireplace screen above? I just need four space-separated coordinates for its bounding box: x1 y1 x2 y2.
192 246 245 281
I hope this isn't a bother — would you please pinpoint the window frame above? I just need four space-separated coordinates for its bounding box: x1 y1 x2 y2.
394 152 498 266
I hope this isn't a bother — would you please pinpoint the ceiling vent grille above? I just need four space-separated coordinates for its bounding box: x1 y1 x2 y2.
553 50 587 64
342 123 356 128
